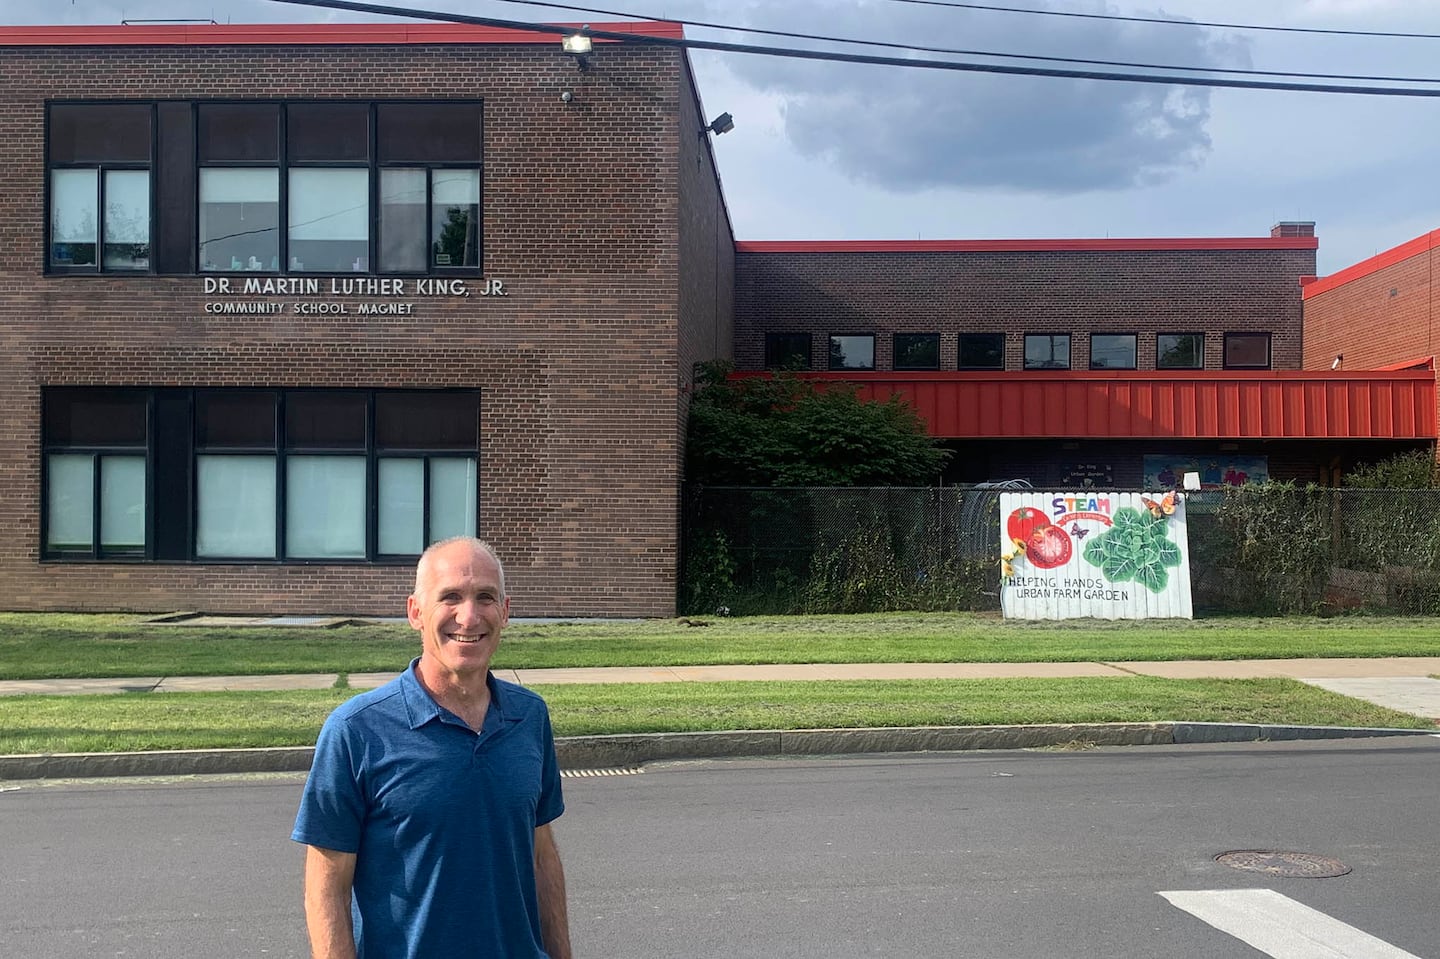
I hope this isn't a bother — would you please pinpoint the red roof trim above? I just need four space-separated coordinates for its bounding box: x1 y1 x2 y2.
1303 228 1440 300
1375 356 1435 372
0 22 685 46
735 237 1318 254
731 370 1436 440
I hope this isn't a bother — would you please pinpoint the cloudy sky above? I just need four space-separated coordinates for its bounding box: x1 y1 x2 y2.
15 0 1440 274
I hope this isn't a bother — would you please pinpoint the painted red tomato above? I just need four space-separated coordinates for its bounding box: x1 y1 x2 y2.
1006 507 1052 547
1026 525 1073 569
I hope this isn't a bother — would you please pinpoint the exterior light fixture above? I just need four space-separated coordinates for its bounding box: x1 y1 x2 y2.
702 112 735 137
562 27 592 70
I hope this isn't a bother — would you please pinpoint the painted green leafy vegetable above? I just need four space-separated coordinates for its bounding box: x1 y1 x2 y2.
1081 507 1183 593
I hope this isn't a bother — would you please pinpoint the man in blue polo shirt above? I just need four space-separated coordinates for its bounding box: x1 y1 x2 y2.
293 536 571 959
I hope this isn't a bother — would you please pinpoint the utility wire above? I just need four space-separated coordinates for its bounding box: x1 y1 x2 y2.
882 0 1440 41
271 0 1440 97
480 0 1440 85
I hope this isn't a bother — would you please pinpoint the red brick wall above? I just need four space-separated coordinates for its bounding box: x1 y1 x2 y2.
734 247 1314 372
0 41 702 617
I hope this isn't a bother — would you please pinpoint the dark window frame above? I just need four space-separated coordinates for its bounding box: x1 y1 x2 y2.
1156 332 1205 370
45 101 157 275
828 333 877 372
893 333 940 371
1223 332 1272 370
1089 332 1138 371
1023 333 1071 371
41 387 480 565
958 332 1005 370
764 332 812 370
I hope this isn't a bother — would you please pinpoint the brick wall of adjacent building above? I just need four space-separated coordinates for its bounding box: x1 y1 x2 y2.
1302 235 1439 372
733 245 1316 372
0 38 721 617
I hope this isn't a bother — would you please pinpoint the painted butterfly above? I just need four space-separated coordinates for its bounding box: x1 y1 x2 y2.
1069 523 1089 540
1140 490 1177 519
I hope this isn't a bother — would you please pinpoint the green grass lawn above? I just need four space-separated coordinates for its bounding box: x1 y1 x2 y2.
0 677 1428 754
3 612 1440 680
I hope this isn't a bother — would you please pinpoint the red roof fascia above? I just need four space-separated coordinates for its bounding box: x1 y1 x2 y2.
729 370 1437 440
1303 228 1440 300
0 22 685 46
735 237 1318 254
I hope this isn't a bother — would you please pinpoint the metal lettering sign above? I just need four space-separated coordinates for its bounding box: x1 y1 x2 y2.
999 491 1193 620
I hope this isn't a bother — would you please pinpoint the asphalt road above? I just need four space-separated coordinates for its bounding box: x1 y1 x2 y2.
2 738 1437 958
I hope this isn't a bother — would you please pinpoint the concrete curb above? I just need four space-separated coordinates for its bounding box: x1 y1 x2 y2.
0 722 1432 780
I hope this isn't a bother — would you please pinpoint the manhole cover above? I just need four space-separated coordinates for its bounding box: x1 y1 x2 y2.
1216 850 1351 878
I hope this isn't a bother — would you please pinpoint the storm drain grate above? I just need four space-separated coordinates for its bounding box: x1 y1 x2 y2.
1216 850 1351 879
561 767 643 779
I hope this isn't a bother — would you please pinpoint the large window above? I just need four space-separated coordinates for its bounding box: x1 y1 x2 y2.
1224 333 1271 369
829 335 876 371
1089 333 1137 370
1024 334 1070 370
47 103 152 272
49 100 482 276
958 333 1004 370
42 388 479 562
893 333 940 371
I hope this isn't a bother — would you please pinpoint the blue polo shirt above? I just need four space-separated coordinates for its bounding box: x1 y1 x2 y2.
292 660 564 958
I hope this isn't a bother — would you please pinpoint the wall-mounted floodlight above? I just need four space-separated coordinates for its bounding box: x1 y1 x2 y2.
702 112 735 137
562 27 592 70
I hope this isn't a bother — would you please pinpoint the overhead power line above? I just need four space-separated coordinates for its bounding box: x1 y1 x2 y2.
883 0 1440 41
272 0 1440 97
479 0 1440 85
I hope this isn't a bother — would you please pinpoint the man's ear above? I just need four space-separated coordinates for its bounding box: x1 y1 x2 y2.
406 594 423 630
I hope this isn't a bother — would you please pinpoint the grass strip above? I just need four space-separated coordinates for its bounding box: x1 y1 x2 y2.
0 678 1428 755
4 613 1440 679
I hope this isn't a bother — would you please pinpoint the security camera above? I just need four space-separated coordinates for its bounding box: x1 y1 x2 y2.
1331 354 1343 370
560 91 573 104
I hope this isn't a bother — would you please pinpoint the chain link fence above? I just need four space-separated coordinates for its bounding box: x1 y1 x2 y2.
681 485 1440 616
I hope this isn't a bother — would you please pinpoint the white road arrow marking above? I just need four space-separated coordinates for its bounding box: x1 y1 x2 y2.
1159 889 1424 959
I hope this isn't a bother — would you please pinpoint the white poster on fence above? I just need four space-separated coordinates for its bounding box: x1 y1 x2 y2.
999 491 1193 620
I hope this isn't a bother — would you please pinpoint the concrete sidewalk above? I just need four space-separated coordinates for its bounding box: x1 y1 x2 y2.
3 657 1439 719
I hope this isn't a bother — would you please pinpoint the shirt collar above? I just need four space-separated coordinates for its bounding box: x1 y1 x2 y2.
399 657 522 731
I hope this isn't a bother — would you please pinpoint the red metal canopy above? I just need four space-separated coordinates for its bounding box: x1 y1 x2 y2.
737 369 1437 440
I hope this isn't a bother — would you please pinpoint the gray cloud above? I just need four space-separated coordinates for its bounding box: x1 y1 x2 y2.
708 0 1249 194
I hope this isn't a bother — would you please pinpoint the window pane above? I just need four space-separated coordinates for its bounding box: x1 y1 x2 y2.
199 169 279 272
379 168 428 272
50 169 97 267
100 455 146 549
285 392 366 449
44 388 148 446
893 334 939 371
49 103 151 163
377 102 483 162
375 392 479 450
1225 333 1270 368
1090 334 1136 370
765 333 810 370
1157 333 1203 370
378 458 425 554
287 102 369 162
431 170 480 268
197 103 279 162
1024 334 1070 370
103 169 150 271
196 455 277 558
829 335 875 371
959 333 1004 370
195 391 277 448
285 456 366 559
47 454 94 551
429 458 477 542
289 169 369 272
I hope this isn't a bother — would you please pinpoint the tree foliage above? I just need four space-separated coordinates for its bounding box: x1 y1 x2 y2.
1345 448 1439 489
685 361 949 486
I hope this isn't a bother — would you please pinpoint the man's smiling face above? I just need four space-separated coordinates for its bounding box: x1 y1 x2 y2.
408 539 510 684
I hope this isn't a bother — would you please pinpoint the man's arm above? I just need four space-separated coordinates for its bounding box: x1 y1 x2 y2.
303 844 358 959
535 822 572 959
